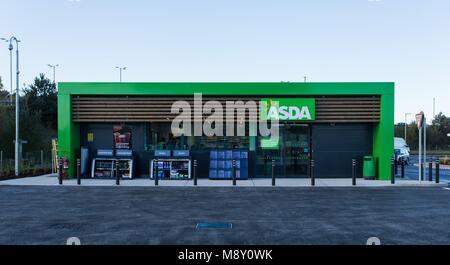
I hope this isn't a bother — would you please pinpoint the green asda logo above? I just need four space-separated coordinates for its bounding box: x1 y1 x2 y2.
261 98 316 121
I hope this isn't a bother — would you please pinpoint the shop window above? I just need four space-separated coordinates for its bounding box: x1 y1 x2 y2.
144 123 188 151
190 136 250 151
144 122 252 151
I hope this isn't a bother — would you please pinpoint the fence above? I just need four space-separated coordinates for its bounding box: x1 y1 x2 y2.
0 150 53 179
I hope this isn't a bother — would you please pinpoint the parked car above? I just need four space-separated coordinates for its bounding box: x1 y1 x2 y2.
394 137 410 165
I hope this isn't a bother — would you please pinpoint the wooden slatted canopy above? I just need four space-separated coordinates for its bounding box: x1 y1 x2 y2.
72 96 381 123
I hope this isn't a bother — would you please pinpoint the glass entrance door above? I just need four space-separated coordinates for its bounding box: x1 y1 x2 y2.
255 124 310 178
281 124 310 178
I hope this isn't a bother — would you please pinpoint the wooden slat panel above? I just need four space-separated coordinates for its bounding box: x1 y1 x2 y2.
72 95 380 123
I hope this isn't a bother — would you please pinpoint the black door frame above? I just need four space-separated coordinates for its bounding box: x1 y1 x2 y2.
280 123 311 178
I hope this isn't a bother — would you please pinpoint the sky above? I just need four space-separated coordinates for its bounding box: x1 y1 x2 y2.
0 0 449 123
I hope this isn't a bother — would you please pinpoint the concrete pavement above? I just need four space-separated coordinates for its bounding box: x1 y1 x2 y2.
0 174 446 187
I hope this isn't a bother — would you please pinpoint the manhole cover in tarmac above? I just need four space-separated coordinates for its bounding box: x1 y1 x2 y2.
196 223 233 230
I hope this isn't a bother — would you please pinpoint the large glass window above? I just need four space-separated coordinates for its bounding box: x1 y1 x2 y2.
145 123 189 151
145 122 252 151
190 136 249 151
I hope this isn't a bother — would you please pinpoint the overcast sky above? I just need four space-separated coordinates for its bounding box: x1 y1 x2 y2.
0 0 449 123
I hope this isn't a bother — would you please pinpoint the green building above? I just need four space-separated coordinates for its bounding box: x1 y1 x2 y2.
58 82 394 180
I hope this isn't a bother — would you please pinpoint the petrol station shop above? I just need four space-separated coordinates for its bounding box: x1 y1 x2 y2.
58 82 394 180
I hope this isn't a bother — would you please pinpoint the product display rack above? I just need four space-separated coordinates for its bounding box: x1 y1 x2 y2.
91 158 134 179
91 158 116 178
116 159 133 179
150 159 192 180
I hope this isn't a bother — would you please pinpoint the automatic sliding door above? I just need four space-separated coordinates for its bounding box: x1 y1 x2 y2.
282 124 310 178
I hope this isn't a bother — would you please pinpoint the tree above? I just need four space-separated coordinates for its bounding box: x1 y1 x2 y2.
431 113 450 150
395 113 450 151
0 74 57 170
432 113 449 135
0 76 9 101
22 74 57 130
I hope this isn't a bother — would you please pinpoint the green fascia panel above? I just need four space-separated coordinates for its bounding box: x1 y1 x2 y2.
58 82 393 96
58 82 394 179
57 93 79 179
373 92 395 180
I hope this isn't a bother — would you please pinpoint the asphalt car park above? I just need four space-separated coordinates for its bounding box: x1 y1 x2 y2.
0 185 449 245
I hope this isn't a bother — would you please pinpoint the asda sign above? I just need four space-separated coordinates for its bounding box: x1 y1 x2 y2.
260 98 316 121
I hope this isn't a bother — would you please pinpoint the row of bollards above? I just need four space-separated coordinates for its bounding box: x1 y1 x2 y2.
61 158 356 187
62 157 442 186
392 157 441 184
425 159 441 184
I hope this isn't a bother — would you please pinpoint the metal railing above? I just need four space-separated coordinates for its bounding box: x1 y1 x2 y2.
0 150 53 178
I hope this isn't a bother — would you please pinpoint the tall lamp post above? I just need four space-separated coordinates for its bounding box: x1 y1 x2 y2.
115 66 127 82
5 37 21 177
404 113 412 144
48 64 59 84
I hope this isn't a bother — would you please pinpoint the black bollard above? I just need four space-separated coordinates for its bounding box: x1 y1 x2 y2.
194 160 198 186
352 159 356 186
115 161 120 186
272 159 276 186
391 157 395 184
428 162 433 182
435 159 440 184
394 159 398 176
232 160 237 186
420 163 424 181
58 158 63 185
311 159 315 186
76 158 81 185
401 161 405 179
154 159 159 186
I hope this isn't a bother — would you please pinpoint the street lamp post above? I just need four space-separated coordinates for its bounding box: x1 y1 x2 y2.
115 66 127 82
433 98 436 118
6 37 21 177
404 113 412 144
48 64 59 84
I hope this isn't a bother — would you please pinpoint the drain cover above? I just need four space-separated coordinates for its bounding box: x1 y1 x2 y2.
196 223 233 229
